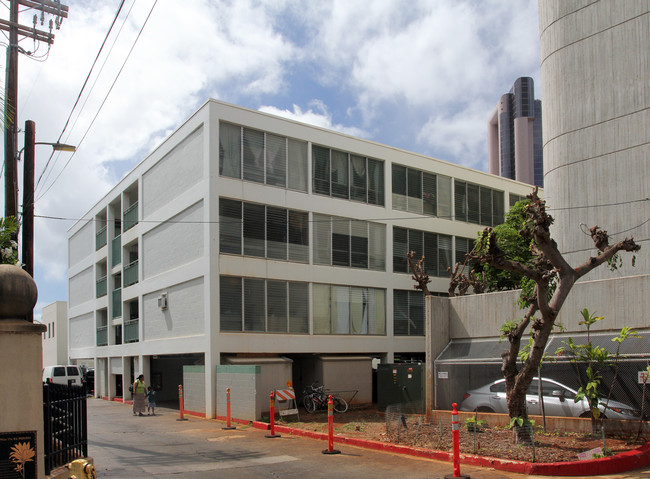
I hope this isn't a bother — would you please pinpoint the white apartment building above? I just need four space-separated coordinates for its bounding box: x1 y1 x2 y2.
67 100 533 417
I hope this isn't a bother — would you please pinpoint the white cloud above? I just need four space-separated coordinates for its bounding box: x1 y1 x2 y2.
259 101 367 138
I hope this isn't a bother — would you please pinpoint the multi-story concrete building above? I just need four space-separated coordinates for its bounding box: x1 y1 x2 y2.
488 77 543 188
41 301 68 367
67 100 532 417
540 0 649 280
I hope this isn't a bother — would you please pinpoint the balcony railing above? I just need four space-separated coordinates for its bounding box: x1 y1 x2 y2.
96 326 108 346
96 225 107 250
124 318 139 343
96 276 107 298
123 260 138 287
111 288 122 319
111 235 121 267
123 202 138 232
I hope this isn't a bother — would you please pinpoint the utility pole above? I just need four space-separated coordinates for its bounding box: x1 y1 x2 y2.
22 120 35 277
2 0 69 222
4 0 19 219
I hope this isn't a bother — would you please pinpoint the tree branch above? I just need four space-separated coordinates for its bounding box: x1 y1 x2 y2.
408 251 431 296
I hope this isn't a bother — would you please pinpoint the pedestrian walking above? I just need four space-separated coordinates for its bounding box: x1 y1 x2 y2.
132 374 147 416
147 386 156 415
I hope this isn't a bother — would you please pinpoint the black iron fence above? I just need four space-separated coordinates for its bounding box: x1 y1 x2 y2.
43 383 87 475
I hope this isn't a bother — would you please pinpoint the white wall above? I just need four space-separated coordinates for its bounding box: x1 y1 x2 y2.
68 267 94 308
142 126 204 218
142 201 204 279
42 301 68 367
69 220 94 267
143 277 205 340
69 312 94 350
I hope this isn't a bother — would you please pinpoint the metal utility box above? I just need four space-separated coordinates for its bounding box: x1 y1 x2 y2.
377 362 425 412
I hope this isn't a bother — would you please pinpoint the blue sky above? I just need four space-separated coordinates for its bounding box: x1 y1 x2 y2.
0 0 541 322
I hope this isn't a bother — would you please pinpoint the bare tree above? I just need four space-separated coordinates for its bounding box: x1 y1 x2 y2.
451 187 640 424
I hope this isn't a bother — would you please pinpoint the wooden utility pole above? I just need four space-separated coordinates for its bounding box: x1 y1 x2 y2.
4 0 19 219
22 120 35 277
2 0 69 221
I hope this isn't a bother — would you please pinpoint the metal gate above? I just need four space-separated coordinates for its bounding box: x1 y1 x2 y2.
43 383 87 474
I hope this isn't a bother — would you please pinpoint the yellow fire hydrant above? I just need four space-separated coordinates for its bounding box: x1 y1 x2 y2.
67 458 97 479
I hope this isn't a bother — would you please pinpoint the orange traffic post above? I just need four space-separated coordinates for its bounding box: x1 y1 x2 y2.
322 395 341 454
222 387 236 430
177 384 188 421
265 391 281 438
444 403 469 479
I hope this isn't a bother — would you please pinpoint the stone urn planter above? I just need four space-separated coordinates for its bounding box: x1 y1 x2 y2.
0 264 38 320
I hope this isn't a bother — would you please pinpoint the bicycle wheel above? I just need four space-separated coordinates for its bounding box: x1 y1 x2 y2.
303 395 317 413
332 396 348 413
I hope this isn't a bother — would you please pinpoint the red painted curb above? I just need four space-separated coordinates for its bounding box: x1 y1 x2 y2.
240 417 650 476
184 410 206 418
215 415 251 426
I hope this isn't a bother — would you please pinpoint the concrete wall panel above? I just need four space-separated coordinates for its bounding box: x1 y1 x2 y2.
69 312 94 350
142 126 204 217
143 277 204 340
183 365 206 414
69 266 94 308
69 220 94 267
216 365 259 420
142 201 204 279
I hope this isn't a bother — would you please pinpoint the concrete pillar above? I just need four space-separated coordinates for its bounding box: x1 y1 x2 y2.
0 265 45 478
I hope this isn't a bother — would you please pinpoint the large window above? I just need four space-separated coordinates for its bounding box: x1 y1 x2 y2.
219 122 308 192
313 214 385 270
454 180 504 226
219 199 309 262
220 276 309 333
312 145 385 205
393 227 452 277
455 237 475 269
393 290 424 336
313 284 386 335
392 164 451 218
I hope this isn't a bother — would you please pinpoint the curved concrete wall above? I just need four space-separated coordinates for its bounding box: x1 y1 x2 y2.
539 0 650 280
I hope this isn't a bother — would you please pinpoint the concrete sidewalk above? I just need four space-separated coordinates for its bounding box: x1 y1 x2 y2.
86 399 650 478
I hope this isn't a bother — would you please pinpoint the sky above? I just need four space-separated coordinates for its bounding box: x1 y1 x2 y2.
0 0 541 323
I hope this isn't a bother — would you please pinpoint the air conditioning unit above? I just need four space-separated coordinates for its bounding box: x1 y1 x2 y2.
158 293 168 310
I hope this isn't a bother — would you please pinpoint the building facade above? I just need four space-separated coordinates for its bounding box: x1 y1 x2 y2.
67 100 533 417
539 0 649 280
41 301 68 367
488 77 543 187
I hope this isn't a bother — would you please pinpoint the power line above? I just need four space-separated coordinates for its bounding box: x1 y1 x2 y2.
35 0 127 194
36 0 157 202
547 197 649 212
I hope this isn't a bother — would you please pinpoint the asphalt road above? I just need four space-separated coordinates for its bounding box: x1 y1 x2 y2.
87 399 650 479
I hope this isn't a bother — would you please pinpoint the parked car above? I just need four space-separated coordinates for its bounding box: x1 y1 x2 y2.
459 377 640 420
43 365 84 387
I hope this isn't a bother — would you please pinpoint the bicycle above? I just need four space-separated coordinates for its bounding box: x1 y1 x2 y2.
302 383 348 413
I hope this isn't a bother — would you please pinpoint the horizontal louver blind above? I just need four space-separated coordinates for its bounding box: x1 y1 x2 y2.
266 133 286 187
243 128 264 183
219 122 241 178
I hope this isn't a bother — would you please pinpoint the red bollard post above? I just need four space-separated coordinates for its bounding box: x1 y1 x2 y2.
222 387 236 430
265 391 281 438
322 395 341 454
177 385 188 421
444 403 470 479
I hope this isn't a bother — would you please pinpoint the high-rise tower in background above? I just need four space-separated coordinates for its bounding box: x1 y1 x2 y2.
488 77 543 187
